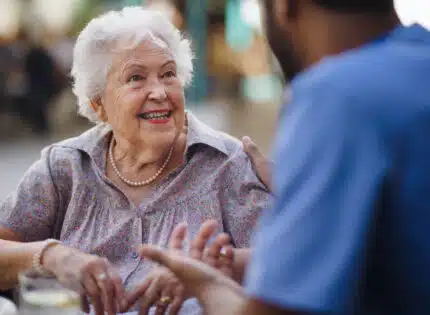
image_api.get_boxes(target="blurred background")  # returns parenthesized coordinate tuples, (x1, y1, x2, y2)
(0, 0, 429, 200)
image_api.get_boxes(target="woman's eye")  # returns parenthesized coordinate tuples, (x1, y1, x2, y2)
(129, 74, 144, 82)
(163, 71, 176, 78)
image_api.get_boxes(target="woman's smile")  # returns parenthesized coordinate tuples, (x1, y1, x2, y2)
(137, 109, 172, 124)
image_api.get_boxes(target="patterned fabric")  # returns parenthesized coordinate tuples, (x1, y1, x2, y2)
(0, 112, 271, 314)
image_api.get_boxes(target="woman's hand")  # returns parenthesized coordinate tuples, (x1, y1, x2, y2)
(43, 245, 125, 315)
(124, 224, 189, 315)
(124, 220, 233, 314)
(191, 221, 235, 279)
(124, 267, 185, 315)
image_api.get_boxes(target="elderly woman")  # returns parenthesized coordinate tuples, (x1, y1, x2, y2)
(0, 6, 271, 315)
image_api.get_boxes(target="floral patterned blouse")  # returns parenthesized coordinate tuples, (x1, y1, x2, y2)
(0, 112, 272, 314)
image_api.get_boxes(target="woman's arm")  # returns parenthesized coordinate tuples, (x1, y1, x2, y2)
(0, 233, 127, 315)
(0, 236, 45, 290)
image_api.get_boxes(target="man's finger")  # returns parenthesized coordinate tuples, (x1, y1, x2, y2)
(140, 245, 174, 269)
(168, 223, 188, 250)
(189, 220, 218, 260)
(242, 136, 273, 191)
(242, 136, 261, 161)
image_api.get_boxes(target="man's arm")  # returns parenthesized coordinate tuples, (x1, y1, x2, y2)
(140, 244, 300, 315)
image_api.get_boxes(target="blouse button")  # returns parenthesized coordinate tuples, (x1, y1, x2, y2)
(131, 252, 139, 259)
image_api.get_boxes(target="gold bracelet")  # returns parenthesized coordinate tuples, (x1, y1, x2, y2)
(32, 239, 61, 276)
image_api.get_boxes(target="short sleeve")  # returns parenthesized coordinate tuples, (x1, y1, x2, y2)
(220, 148, 273, 248)
(0, 146, 61, 241)
(245, 90, 390, 313)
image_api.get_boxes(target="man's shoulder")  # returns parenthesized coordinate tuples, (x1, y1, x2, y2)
(295, 26, 430, 103)
(291, 42, 430, 129)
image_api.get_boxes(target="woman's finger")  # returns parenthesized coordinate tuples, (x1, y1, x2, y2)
(189, 220, 219, 260)
(138, 278, 161, 315)
(168, 284, 185, 315)
(107, 268, 126, 311)
(168, 222, 188, 251)
(93, 268, 116, 315)
(218, 245, 234, 277)
(203, 233, 231, 267)
(123, 279, 152, 311)
(82, 275, 104, 315)
(155, 284, 173, 315)
(80, 294, 90, 314)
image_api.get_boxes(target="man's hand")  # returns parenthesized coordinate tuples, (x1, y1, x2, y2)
(140, 221, 242, 297)
(139, 228, 245, 313)
(242, 136, 273, 192)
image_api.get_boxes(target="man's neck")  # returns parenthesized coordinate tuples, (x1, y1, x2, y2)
(301, 9, 401, 68)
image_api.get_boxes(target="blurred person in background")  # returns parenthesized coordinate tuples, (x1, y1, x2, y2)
(22, 40, 66, 134)
(0, 32, 28, 128)
(0, 6, 271, 315)
(137, 0, 430, 314)
(0, 30, 66, 135)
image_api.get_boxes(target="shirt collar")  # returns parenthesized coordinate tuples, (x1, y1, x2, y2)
(185, 111, 229, 156)
(53, 111, 229, 168)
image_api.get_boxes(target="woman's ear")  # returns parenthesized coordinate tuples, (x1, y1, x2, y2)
(90, 98, 108, 122)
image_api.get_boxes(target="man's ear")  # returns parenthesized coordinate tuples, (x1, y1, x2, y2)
(90, 98, 108, 122)
(274, 0, 299, 29)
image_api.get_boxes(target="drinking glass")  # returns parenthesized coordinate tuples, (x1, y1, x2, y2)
(18, 270, 80, 315)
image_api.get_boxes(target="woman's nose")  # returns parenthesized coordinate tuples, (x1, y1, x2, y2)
(148, 82, 167, 102)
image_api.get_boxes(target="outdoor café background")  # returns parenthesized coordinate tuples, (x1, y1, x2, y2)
(0, 0, 429, 199)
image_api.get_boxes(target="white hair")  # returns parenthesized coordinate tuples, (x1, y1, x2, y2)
(71, 6, 194, 123)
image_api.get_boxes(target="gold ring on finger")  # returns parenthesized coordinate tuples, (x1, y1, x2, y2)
(157, 296, 172, 306)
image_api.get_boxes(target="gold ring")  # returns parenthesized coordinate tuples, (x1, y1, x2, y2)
(157, 296, 172, 306)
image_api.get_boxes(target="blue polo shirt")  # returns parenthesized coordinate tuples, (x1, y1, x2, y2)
(245, 24, 430, 315)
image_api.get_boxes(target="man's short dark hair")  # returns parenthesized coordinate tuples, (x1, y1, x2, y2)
(311, 0, 394, 14)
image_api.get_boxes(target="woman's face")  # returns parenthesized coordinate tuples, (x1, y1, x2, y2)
(97, 39, 186, 150)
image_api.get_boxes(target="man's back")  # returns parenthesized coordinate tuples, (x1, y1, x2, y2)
(246, 24, 430, 315)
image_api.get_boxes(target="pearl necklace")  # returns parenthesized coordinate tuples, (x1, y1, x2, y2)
(108, 138, 174, 187)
